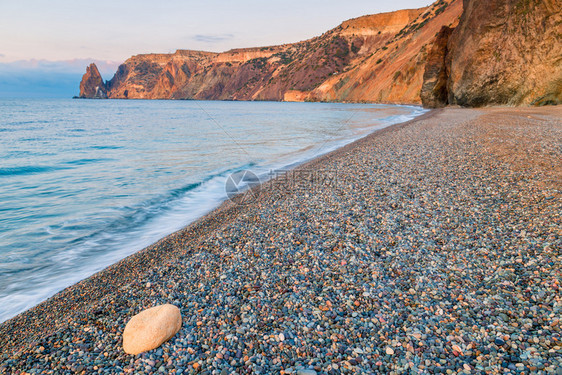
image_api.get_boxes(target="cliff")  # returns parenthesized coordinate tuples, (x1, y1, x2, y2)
(79, 0, 561, 107)
(420, 26, 454, 108)
(310, 0, 462, 104)
(445, 0, 562, 106)
(80, 0, 462, 104)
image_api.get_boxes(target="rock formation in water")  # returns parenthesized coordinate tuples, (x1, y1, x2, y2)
(79, 63, 107, 99)
(79, 0, 561, 107)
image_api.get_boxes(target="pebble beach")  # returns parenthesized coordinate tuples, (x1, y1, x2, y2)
(1, 107, 561, 374)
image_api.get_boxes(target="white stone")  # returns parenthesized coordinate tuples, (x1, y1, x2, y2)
(297, 370, 317, 375)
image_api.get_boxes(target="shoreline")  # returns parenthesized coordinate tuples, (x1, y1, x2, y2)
(0, 101, 425, 326)
(0, 108, 437, 355)
(2, 106, 560, 374)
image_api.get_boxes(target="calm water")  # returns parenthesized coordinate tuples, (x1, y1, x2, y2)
(0, 98, 425, 322)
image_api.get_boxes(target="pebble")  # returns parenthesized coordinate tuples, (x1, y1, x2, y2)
(494, 338, 506, 346)
(1, 108, 561, 374)
(122, 304, 182, 355)
(297, 370, 317, 375)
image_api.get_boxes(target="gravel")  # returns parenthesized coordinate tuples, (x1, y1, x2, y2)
(1, 107, 561, 374)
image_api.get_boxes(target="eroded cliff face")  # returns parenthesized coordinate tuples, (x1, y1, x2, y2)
(446, 0, 562, 107)
(420, 26, 454, 108)
(80, 0, 462, 104)
(80, 0, 560, 107)
(311, 0, 462, 104)
(79, 64, 107, 99)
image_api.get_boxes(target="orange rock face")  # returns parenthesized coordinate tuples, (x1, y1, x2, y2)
(79, 0, 561, 107)
(79, 63, 107, 99)
(311, 0, 462, 104)
(80, 0, 462, 104)
(283, 90, 310, 102)
(446, 0, 562, 106)
(420, 26, 454, 108)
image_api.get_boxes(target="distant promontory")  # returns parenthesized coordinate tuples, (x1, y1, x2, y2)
(79, 0, 562, 108)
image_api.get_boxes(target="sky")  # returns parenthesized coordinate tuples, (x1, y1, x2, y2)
(0, 0, 433, 97)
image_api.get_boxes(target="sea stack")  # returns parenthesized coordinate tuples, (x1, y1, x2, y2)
(79, 63, 107, 99)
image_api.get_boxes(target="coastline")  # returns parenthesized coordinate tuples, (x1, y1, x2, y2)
(2, 106, 561, 374)
(0, 100, 426, 326)
(0, 108, 436, 355)
(0, 109, 434, 358)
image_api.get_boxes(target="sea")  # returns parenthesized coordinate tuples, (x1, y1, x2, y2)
(0, 98, 426, 323)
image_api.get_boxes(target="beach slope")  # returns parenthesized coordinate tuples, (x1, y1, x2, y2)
(1, 107, 561, 373)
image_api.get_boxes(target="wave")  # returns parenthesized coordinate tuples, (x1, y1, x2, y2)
(0, 102, 427, 323)
(0, 165, 68, 177)
(63, 158, 114, 166)
(89, 145, 123, 150)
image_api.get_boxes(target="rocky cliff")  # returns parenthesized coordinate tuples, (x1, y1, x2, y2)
(79, 63, 107, 99)
(311, 0, 462, 104)
(79, 0, 561, 107)
(420, 26, 454, 108)
(80, 0, 462, 104)
(445, 0, 562, 107)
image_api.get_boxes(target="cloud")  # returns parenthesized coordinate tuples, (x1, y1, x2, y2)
(0, 58, 120, 78)
(192, 34, 234, 44)
(0, 53, 5, 58)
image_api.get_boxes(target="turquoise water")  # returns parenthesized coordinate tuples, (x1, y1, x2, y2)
(0, 98, 425, 322)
